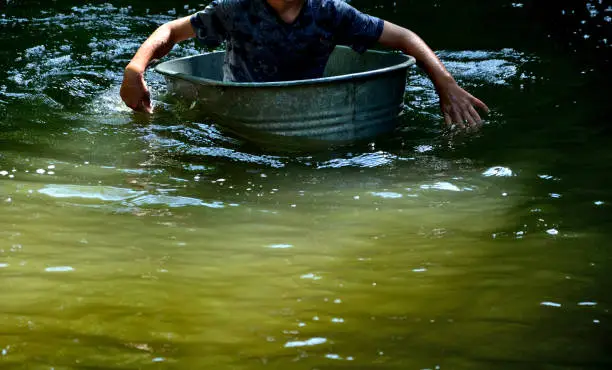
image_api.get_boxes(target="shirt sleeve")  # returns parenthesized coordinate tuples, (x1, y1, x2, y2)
(327, 0, 384, 53)
(190, 1, 228, 48)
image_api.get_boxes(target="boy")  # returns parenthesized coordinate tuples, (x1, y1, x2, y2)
(121, 0, 489, 129)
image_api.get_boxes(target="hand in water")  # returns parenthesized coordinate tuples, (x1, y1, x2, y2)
(120, 65, 152, 113)
(437, 81, 489, 130)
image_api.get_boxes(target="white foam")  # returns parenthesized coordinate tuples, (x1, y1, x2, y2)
(483, 166, 513, 177)
(420, 182, 461, 192)
(284, 337, 327, 348)
(45, 266, 74, 272)
(267, 244, 293, 249)
(370, 192, 403, 199)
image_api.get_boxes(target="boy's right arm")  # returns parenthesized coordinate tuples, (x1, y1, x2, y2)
(120, 16, 196, 113)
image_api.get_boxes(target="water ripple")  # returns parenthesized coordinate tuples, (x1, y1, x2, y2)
(38, 184, 146, 201)
(420, 182, 462, 192)
(316, 151, 398, 169)
(127, 194, 225, 209)
(38, 184, 225, 209)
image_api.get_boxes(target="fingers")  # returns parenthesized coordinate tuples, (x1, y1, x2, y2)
(120, 88, 140, 111)
(142, 89, 153, 113)
(444, 112, 452, 127)
(471, 96, 490, 113)
(468, 105, 482, 124)
(451, 110, 465, 129)
(443, 106, 483, 130)
(439, 86, 489, 130)
(123, 92, 152, 113)
(120, 73, 153, 113)
(463, 109, 478, 128)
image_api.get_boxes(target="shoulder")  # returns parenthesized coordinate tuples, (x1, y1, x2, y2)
(204, 0, 251, 14)
(312, 0, 357, 19)
(315, 0, 352, 11)
(193, 0, 251, 27)
(219, 0, 251, 8)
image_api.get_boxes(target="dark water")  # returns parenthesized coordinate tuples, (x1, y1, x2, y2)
(1, 1, 611, 369)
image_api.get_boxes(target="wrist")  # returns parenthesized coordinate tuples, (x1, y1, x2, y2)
(432, 72, 457, 91)
(125, 62, 146, 76)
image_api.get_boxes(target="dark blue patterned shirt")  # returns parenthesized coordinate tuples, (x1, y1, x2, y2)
(190, 0, 384, 82)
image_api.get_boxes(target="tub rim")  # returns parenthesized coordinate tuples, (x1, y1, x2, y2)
(154, 47, 416, 88)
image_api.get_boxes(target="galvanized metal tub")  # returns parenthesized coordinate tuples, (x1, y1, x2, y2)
(154, 46, 415, 148)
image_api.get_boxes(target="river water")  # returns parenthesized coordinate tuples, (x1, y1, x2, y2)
(1, 1, 611, 369)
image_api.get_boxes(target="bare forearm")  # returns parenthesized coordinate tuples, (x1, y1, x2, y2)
(400, 30, 455, 88)
(126, 16, 195, 73)
(127, 25, 175, 72)
(379, 21, 454, 89)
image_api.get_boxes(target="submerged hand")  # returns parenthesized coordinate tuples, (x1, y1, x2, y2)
(436, 80, 489, 130)
(120, 65, 152, 113)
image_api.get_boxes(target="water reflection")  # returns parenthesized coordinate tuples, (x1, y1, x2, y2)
(38, 184, 146, 201)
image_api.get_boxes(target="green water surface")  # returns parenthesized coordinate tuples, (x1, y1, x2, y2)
(1, 0, 611, 369)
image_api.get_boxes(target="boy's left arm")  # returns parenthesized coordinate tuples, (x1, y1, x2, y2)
(378, 21, 489, 129)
